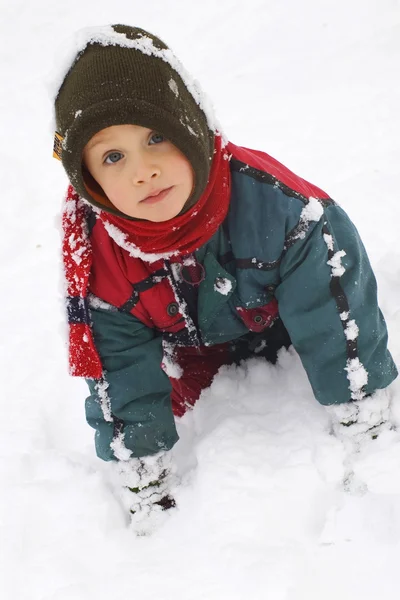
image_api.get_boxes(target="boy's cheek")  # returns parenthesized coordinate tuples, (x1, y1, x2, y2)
(107, 185, 129, 205)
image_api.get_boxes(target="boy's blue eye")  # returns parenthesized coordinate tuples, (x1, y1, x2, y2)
(149, 133, 165, 145)
(105, 151, 123, 164)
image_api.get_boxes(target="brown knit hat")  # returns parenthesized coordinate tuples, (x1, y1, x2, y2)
(54, 24, 215, 217)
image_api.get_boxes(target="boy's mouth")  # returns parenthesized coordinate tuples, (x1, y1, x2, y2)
(140, 186, 173, 205)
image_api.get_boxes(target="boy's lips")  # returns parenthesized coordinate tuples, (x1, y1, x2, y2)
(140, 186, 173, 205)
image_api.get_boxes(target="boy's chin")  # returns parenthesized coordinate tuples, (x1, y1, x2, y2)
(116, 209, 181, 223)
(143, 211, 181, 223)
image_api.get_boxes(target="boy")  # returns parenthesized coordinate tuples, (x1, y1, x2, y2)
(54, 24, 397, 524)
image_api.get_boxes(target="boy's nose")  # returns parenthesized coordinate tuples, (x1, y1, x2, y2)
(131, 160, 161, 185)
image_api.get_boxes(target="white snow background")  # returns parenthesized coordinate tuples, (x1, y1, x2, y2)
(1, 0, 400, 598)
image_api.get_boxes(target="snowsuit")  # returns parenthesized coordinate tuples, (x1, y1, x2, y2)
(76, 142, 397, 461)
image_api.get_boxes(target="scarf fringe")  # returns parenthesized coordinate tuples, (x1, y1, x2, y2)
(62, 188, 103, 379)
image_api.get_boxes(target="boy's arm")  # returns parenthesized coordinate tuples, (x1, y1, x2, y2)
(276, 202, 397, 405)
(85, 306, 178, 461)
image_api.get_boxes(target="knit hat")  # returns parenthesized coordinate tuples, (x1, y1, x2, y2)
(54, 24, 215, 217)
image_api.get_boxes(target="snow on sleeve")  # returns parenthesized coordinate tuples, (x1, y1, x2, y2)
(344, 319, 359, 342)
(110, 431, 133, 461)
(302, 197, 324, 222)
(292, 197, 324, 241)
(323, 233, 334, 251)
(345, 358, 368, 401)
(95, 377, 133, 460)
(94, 379, 113, 423)
(323, 231, 367, 401)
(327, 250, 347, 277)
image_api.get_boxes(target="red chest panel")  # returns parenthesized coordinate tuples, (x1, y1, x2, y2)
(89, 220, 186, 332)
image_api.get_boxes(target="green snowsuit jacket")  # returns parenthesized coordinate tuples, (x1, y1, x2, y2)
(82, 142, 397, 461)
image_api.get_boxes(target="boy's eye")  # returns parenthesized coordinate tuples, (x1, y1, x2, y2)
(149, 133, 165, 145)
(104, 151, 123, 164)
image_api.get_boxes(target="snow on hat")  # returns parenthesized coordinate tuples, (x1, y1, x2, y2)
(54, 24, 217, 216)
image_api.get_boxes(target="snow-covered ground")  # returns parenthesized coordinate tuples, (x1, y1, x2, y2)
(1, 1, 400, 598)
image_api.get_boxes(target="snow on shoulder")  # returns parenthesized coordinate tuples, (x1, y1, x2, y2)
(293, 197, 324, 241)
(302, 197, 324, 223)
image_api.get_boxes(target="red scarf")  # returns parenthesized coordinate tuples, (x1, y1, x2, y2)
(62, 134, 231, 378)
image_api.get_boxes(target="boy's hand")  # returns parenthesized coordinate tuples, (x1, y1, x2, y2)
(127, 464, 176, 515)
(110, 452, 177, 534)
(327, 388, 393, 446)
(327, 388, 398, 494)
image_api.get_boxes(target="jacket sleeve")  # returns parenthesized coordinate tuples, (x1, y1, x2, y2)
(85, 305, 178, 461)
(275, 201, 397, 405)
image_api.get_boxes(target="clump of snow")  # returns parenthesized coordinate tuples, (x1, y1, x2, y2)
(110, 431, 132, 461)
(302, 197, 324, 222)
(108, 452, 173, 489)
(327, 249, 346, 277)
(323, 232, 334, 251)
(345, 358, 368, 400)
(214, 277, 232, 295)
(293, 197, 324, 241)
(182, 256, 196, 267)
(327, 389, 392, 466)
(250, 257, 267, 269)
(95, 378, 133, 459)
(344, 319, 359, 341)
(94, 379, 113, 422)
(355, 389, 391, 428)
(108, 457, 143, 489)
(323, 225, 346, 279)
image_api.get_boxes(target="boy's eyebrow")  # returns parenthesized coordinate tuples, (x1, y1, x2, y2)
(85, 137, 109, 151)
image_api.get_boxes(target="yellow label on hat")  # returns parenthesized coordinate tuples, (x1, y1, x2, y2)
(53, 132, 64, 161)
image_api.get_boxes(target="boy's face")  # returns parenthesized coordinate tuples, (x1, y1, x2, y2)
(82, 124, 194, 221)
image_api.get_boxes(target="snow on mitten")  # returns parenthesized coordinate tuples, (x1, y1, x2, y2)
(127, 466, 176, 515)
(327, 388, 393, 446)
(110, 451, 177, 534)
